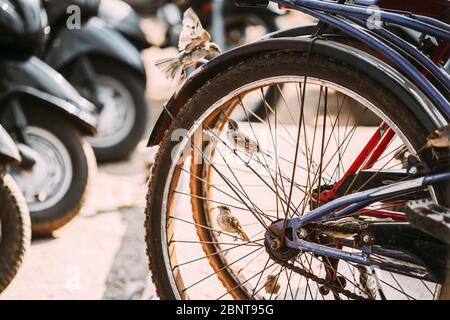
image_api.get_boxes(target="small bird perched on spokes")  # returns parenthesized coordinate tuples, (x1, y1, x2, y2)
(357, 265, 380, 300)
(227, 119, 271, 165)
(414, 124, 450, 159)
(155, 8, 221, 81)
(216, 205, 249, 241)
(264, 274, 281, 295)
(425, 124, 450, 148)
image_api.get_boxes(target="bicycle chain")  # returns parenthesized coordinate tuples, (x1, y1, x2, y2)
(306, 219, 369, 236)
(266, 220, 369, 300)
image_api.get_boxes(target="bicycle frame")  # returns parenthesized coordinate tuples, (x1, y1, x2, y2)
(262, 0, 450, 280)
(267, 172, 450, 281)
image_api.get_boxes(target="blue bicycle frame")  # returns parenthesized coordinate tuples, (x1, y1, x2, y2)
(262, 0, 450, 280)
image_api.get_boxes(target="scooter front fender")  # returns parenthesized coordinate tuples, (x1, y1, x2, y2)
(0, 57, 97, 134)
(44, 17, 146, 82)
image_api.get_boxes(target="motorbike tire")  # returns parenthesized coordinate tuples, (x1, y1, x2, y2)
(11, 107, 96, 236)
(0, 173, 30, 293)
(84, 56, 148, 163)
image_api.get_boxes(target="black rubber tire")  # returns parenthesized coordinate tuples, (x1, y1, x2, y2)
(87, 56, 149, 163)
(0, 173, 31, 293)
(145, 50, 450, 299)
(14, 107, 96, 236)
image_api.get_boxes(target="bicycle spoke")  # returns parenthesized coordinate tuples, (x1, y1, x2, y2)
(160, 75, 440, 300)
(182, 246, 263, 293)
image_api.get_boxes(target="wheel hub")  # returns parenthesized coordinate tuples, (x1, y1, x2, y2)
(10, 127, 73, 212)
(264, 219, 300, 261)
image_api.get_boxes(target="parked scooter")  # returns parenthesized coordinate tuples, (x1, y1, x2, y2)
(0, 125, 31, 293)
(0, 0, 98, 235)
(42, 0, 149, 162)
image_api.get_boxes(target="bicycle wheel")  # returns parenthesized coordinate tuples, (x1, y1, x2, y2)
(146, 49, 449, 300)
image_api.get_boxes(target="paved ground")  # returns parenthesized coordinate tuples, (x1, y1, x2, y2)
(0, 12, 318, 300)
(1, 139, 158, 300)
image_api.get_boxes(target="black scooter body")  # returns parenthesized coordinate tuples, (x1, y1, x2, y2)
(42, 0, 149, 162)
(0, 57, 97, 135)
(97, 0, 150, 50)
(43, 0, 150, 54)
(0, 0, 97, 135)
(44, 17, 146, 81)
(43, 0, 100, 26)
(0, 0, 46, 55)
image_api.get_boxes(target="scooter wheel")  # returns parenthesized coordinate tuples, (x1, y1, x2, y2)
(9, 106, 97, 236)
(0, 173, 31, 293)
(82, 56, 149, 163)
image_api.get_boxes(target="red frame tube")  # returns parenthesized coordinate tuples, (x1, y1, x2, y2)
(332, 122, 390, 192)
(329, 123, 405, 220)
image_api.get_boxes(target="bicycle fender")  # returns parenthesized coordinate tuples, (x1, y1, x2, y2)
(147, 37, 447, 146)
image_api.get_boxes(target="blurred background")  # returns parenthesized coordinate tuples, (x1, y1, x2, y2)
(0, 0, 319, 300)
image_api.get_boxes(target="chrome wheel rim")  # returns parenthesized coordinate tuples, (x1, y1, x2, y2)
(86, 75, 136, 148)
(11, 127, 73, 213)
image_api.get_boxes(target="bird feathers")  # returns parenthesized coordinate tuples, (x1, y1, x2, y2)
(155, 56, 183, 80)
(178, 8, 210, 52)
(156, 8, 219, 82)
(230, 216, 250, 241)
(216, 206, 249, 241)
(227, 120, 272, 160)
(426, 124, 450, 148)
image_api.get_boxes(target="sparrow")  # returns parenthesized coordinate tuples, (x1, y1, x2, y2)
(216, 205, 249, 241)
(227, 119, 272, 165)
(155, 8, 221, 81)
(264, 275, 281, 295)
(357, 265, 379, 300)
(425, 124, 450, 148)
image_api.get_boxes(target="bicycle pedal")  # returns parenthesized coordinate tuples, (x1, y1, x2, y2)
(405, 200, 450, 245)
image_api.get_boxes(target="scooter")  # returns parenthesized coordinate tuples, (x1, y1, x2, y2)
(42, 0, 149, 162)
(0, 125, 31, 293)
(0, 0, 98, 236)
